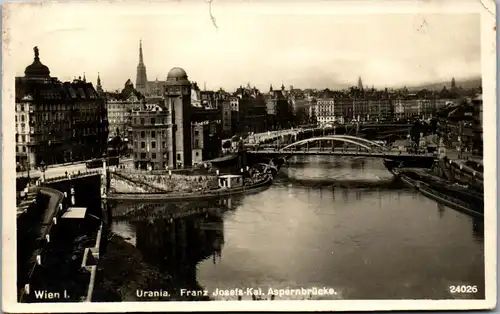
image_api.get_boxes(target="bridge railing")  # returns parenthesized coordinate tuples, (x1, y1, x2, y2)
(38, 169, 102, 185)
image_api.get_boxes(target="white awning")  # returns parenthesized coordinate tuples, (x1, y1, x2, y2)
(62, 207, 87, 219)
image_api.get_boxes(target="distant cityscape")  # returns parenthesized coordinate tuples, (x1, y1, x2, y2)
(15, 41, 483, 172)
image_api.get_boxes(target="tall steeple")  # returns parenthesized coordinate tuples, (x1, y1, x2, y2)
(96, 72, 104, 95)
(135, 39, 148, 95)
(357, 76, 364, 91)
(139, 39, 144, 64)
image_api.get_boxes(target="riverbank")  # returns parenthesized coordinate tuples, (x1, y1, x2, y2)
(92, 234, 174, 301)
(92, 234, 209, 302)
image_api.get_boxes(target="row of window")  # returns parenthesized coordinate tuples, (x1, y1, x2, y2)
(16, 145, 27, 153)
(109, 118, 128, 124)
(16, 134, 28, 143)
(15, 114, 27, 122)
(108, 103, 135, 109)
(17, 103, 101, 112)
(133, 117, 168, 125)
(137, 130, 163, 139)
(134, 152, 194, 161)
(135, 141, 167, 149)
(17, 112, 104, 123)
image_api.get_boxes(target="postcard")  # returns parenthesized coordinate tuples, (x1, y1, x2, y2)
(2, 0, 496, 312)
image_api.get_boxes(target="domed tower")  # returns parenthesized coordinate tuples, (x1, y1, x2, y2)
(164, 67, 192, 168)
(24, 46, 51, 78)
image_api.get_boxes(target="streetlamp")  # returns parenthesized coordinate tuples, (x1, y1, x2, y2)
(102, 153, 108, 170)
(39, 160, 47, 182)
(25, 160, 30, 181)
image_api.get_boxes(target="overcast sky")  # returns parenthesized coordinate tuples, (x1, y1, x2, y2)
(6, 1, 481, 92)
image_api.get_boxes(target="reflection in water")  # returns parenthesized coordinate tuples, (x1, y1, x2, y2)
(108, 198, 236, 300)
(109, 156, 484, 300)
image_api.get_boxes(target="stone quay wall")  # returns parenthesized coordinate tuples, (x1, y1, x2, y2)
(110, 171, 219, 194)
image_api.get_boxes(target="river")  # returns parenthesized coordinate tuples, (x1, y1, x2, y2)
(107, 155, 485, 300)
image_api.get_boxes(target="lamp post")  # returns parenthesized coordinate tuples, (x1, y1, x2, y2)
(39, 160, 47, 182)
(102, 153, 108, 172)
(25, 160, 31, 182)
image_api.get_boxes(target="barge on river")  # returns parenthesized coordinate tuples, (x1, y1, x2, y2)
(393, 167, 483, 217)
(107, 174, 274, 201)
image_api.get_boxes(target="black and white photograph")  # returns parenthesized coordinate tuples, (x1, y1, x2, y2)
(2, 0, 496, 312)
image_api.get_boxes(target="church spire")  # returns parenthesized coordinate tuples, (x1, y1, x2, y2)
(96, 72, 104, 95)
(136, 39, 148, 95)
(139, 39, 144, 64)
(357, 76, 364, 91)
(83, 72, 86, 82)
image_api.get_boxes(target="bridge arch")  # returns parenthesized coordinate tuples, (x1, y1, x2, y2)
(281, 136, 376, 152)
(326, 135, 385, 150)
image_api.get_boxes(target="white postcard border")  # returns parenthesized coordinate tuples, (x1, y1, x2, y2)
(2, 0, 496, 312)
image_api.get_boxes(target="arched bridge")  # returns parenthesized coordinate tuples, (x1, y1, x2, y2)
(244, 123, 412, 146)
(246, 135, 436, 163)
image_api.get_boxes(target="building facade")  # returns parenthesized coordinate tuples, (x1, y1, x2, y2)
(130, 102, 171, 170)
(234, 85, 267, 134)
(15, 47, 108, 170)
(106, 79, 144, 139)
(314, 98, 335, 125)
(131, 67, 223, 169)
(220, 99, 232, 138)
(192, 108, 222, 165)
(164, 67, 193, 168)
(266, 86, 292, 130)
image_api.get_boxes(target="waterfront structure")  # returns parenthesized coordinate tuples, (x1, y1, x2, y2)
(105, 79, 144, 139)
(220, 97, 233, 138)
(130, 101, 171, 170)
(234, 85, 267, 134)
(314, 98, 336, 125)
(228, 96, 241, 134)
(266, 85, 292, 130)
(164, 67, 193, 168)
(191, 82, 202, 107)
(192, 108, 222, 165)
(15, 47, 108, 170)
(200, 91, 217, 109)
(131, 67, 222, 169)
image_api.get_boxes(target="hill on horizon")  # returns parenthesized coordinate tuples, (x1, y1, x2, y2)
(405, 77, 482, 91)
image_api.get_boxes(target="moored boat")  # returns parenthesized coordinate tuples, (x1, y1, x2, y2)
(394, 168, 483, 217)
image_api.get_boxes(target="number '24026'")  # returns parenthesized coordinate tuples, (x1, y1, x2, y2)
(449, 285, 478, 294)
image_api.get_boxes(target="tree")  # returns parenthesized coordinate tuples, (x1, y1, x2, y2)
(410, 121, 422, 144)
(429, 118, 438, 134)
(222, 140, 232, 149)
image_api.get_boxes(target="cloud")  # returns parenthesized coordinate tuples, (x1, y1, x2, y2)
(6, 2, 481, 91)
